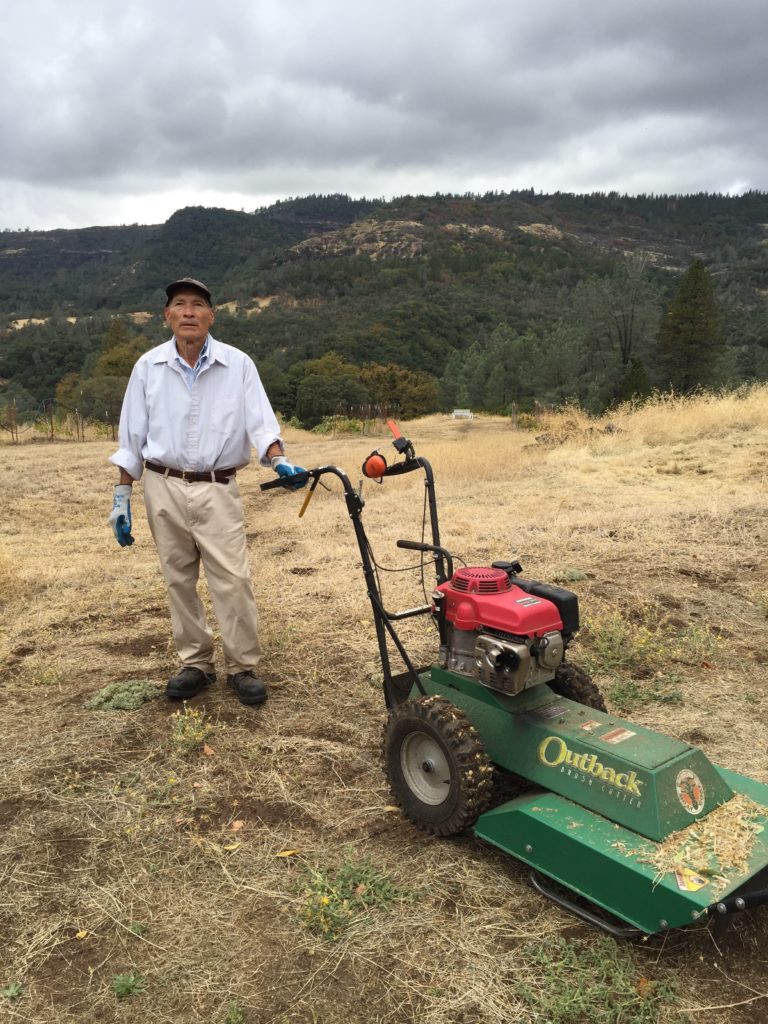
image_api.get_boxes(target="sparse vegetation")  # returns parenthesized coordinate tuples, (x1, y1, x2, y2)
(581, 605, 666, 676)
(514, 937, 677, 1024)
(581, 603, 722, 682)
(608, 675, 685, 714)
(169, 704, 211, 755)
(112, 972, 146, 999)
(223, 1003, 246, 1024)
(297, 858, 403, 940)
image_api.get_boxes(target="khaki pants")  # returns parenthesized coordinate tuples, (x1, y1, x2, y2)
(143, 470, 262, 675)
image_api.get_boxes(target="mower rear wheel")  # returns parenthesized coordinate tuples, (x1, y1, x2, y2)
(382, 695, 493, 837)
(550, 661, 607, 712)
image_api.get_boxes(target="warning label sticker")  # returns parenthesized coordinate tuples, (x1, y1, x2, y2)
(532, 705, 568, 720)
(675, 867, 709, 892)
(601, 728, 636, 745)
(580, 720, 602, 732)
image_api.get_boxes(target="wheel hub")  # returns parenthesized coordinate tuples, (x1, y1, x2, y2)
(400, 731, 450, 805)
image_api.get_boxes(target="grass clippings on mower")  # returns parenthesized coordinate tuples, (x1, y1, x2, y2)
(622, 794, 768, 895)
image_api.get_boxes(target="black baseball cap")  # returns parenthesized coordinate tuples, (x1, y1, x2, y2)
(165, 277, 213, 306)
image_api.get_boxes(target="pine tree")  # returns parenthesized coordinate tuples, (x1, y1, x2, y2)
(656, 260, 724, 391)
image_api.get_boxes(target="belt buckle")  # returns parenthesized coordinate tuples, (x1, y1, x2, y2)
(181, 469, 190, 481)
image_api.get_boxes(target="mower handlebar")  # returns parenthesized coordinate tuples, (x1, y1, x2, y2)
(396, 539, 454, 581)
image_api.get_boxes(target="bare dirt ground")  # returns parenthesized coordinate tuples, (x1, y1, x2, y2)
(2, 391, 768, 1023)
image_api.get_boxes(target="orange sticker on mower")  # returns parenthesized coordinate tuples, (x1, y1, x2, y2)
(676, 769, 706, 815)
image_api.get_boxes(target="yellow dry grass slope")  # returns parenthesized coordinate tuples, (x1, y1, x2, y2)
(1, 388, 768, 1023)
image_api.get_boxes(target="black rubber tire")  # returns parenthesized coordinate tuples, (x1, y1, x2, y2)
(382, 695, 493, 837)
(550, 661, 607, 712)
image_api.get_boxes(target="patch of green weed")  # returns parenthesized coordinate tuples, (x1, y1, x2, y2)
(0, 982, 23, 1000)
(552, 568, 588, 583)
(297, 859, 403, 940)
(85, 679, 162, 711)
(515, 936, 676, 1023)
(223, 1002, 245, 1024)
(675, 623, 721, 662)
(583, 601, 723, 679)
(608, 674, 684, 714)
(170, 704, 210, 755)
(112, 972, 146, 999)
(582, 608, 664, 675)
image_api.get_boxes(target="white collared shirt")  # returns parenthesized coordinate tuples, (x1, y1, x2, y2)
(109, 334, 283, 480)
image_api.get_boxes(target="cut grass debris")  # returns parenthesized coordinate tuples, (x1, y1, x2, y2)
(514, 936, 676, 1024)
(85, 679, 163, 710)
(297, 858, 403, 941)
(623, 793, 768, 896)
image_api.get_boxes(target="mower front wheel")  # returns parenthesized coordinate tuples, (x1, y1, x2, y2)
(382, 695, 493, 837)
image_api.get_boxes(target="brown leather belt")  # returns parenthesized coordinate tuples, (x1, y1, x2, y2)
(145, 461, 236, 484)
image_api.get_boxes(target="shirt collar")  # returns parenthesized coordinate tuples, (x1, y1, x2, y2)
(154, 334, 227, 366)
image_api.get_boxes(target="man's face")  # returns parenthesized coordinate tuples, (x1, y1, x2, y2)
(164, 289, 215, 346)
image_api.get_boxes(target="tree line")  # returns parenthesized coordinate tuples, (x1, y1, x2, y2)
(2, 190, 767, 431)
(0, 255, 731, 435)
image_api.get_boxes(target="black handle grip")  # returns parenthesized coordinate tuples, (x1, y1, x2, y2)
(260, 470, 312, 492)
(396, 540, 453, 581)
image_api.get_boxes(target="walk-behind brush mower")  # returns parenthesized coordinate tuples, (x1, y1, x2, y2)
(262, 423, 768, 937)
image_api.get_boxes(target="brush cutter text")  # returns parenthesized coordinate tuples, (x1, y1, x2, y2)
(538, 736, 645, 797)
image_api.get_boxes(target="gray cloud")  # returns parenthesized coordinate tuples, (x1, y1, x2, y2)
(2, 0, 767, 227)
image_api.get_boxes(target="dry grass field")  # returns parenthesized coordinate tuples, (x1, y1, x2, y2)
(2, 388, 768, 1024)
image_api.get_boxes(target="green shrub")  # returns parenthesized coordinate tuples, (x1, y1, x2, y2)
(85, 679, 163, 710)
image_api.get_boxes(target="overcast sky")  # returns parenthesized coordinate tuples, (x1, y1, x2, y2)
(3, 0, 767, 230)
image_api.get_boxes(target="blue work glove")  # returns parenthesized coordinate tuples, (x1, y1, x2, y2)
(271, 455, 307, 489)
(109, 484, 135, 547)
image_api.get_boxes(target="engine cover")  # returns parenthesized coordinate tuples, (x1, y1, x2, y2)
(436, 567, 564, 635)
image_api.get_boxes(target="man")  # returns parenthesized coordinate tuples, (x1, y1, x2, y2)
(108, 277, 305, 706)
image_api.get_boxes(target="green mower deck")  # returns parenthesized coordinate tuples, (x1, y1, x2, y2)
(420, 667, 768, 934)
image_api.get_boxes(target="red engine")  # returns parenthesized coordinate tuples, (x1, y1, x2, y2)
(433, 567, 578, 695)
(436, 567, 564, 635)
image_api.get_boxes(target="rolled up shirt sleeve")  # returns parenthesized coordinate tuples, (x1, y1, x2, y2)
(109, 362, 148, 480)
(243, 356, 283, 465)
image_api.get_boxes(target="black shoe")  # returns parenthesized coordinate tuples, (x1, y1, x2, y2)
(227, 671, 268, 706)
(166, 667, 215, 699)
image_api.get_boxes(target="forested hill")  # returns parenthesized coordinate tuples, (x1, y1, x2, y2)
(1, 190, 767, 427)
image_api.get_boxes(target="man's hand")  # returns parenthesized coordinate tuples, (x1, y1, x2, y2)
(109, 484, 135, 546)
(271, 456, 307, 489)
